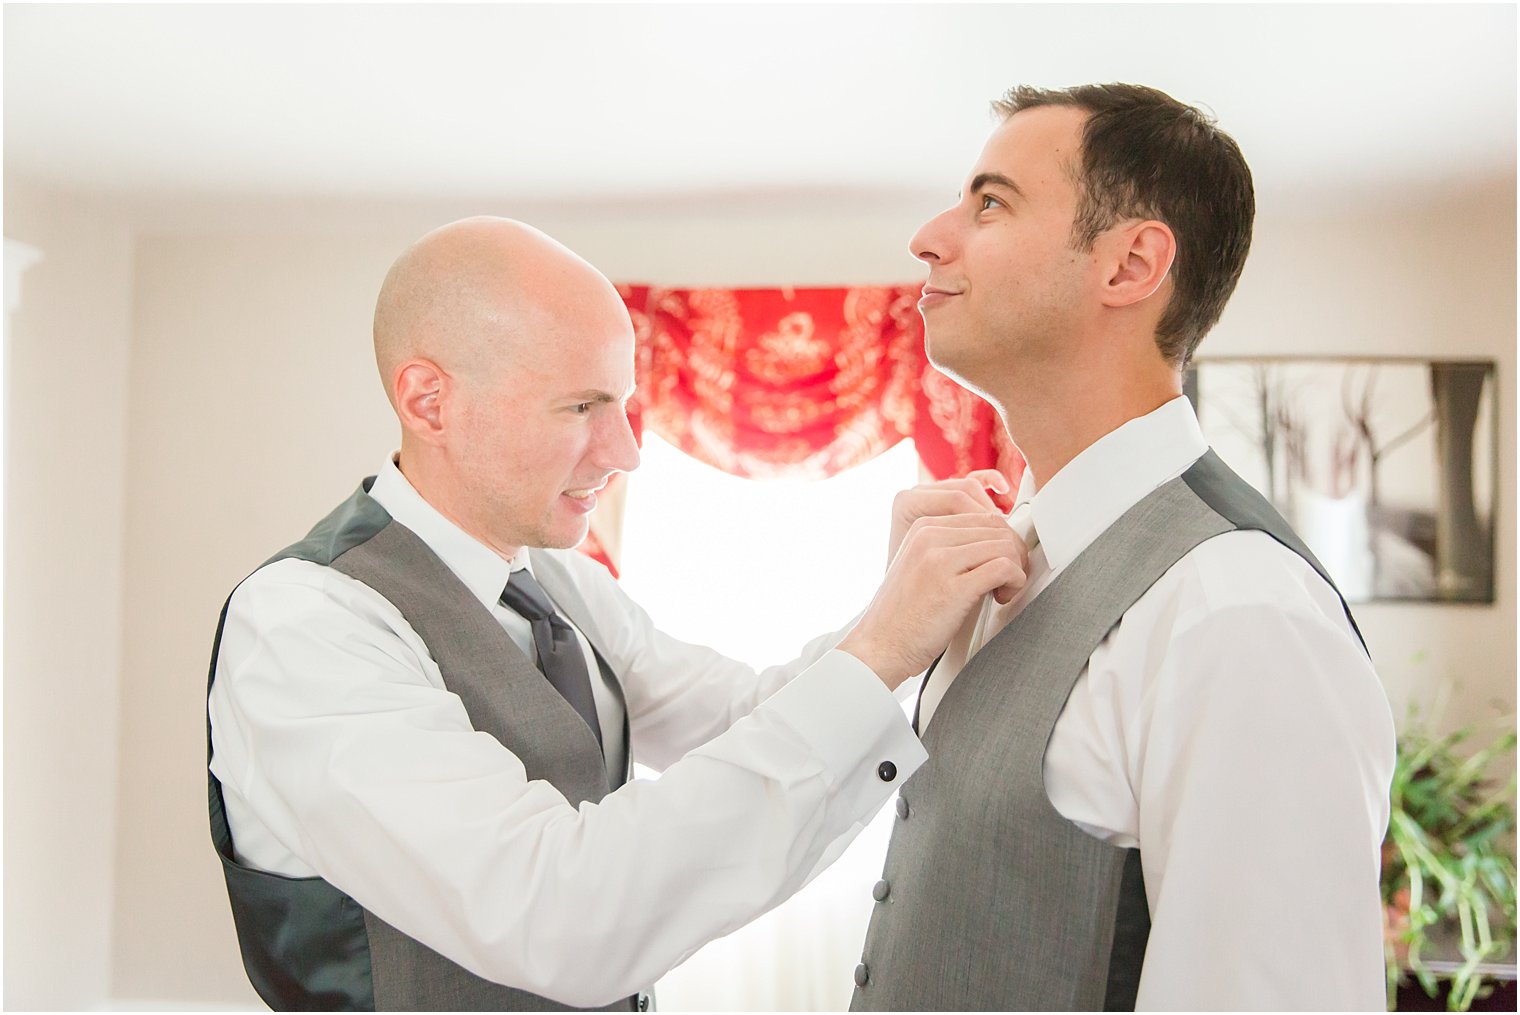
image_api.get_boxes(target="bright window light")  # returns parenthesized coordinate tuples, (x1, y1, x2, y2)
(618, 431, 923, 1012)
(620, 432, 922, 667)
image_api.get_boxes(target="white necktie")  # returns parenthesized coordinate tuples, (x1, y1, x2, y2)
(918, 503, 1039, 730)
(972, 502, 1039, 655)
(1009, 501, 1040, 557)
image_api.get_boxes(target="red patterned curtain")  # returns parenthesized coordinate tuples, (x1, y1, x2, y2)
(582, 284, 1024, 576)
(620, 284, 1023, 482)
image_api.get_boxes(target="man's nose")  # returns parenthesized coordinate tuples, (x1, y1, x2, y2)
(909, 208, 955, 265)
(598, 408, 642, 475)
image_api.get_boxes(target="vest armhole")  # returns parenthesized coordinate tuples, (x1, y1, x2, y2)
(1181, 453, 1368, 656)
(1102, 849, 1149, 1010)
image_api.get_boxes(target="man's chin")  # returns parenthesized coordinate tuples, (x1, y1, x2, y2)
(926, 334, 973, 384)
(924, 324, 961, 367)
(536, 516, 592, 552)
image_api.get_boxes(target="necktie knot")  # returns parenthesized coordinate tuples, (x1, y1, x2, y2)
(501, 570, 558, 623)
(499, 568, 602, 749)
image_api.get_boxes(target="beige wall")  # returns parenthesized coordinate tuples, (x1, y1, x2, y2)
(1211, 177, 1518, 732)
(3, 175, 1514, 1006)
(3, 181, 135, 1008)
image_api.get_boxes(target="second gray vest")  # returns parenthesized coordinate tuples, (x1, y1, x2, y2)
(208, 479, 646, 1012)
(850, 450, 1362, 1012)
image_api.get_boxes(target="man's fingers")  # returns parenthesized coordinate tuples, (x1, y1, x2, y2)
(888, 474, 1015, 569)
(907, 530, 1020, 563)
(964, 468, 1011, 495)
(898, 472, 1010, 519)
(990, 576, 1025, 605)
(937, 538, 1026, 579)
(936, 475, 1003, 515)
(906, 511, 1016, 535)
(962, 469, 1013, 513)
(898, 486, 995, 520)
(944, 477, 1002, 515)
(933, 537, 1028, 604)
(964, 556, 1028, 602)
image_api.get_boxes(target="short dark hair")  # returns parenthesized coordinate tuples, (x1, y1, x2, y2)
(993, 83, 1255, 366)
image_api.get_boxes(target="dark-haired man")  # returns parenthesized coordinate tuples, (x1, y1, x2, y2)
(851, 84, 1394, 1010)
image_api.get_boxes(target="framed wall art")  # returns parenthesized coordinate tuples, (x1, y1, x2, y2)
(1186, 358, 1497, 604)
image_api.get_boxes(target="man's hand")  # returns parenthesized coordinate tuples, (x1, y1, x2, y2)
(840, 513, 1029, 691)
(886, 469, 1013, 567)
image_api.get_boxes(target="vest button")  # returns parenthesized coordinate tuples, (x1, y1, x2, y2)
(872, 879, 890, 902)
(854, 962, 870, 987)
(895, 796, 910, 819)
(636, 993, 651, 1011)
(877, 760, 897, 782)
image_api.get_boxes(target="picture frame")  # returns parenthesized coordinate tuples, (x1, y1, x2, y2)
(1185, 357, 1498, 604)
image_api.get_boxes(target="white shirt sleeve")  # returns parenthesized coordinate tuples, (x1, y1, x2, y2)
(209, 557, 924, 1008)
(1130, 597, 1395, 1011)
(542, 545, 859, 771)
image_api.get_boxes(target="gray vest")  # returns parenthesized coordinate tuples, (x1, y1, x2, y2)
(207, 479, 647, 1012)
(850, 450, 1362, 1012)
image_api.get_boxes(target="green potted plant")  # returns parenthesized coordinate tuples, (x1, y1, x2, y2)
(1383, 714, 1517, 1011)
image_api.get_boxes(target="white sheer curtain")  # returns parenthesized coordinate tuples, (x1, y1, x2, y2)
(619, 434, 921, 1011)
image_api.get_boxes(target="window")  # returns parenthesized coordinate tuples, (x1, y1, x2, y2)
(620, 433, 921, 666)
(618, 431, 922, 1011)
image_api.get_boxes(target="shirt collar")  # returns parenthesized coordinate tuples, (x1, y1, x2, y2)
(368, 455, 528, 612)
(1021, 396, 1209, 573)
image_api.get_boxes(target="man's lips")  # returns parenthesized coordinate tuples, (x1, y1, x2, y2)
(562, 477, 608, 507)
(919, 284, 962, 309)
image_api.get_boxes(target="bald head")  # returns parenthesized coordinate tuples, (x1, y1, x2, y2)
(372, 217, 640, 560)
(372, 216, 624, 404)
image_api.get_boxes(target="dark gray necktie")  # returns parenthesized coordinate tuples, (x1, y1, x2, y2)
(500, 569, 603, 748)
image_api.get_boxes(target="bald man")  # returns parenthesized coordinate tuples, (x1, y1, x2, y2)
(207, 218, 1025, 1012)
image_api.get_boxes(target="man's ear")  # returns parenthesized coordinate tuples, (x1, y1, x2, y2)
(393, 358, 450, 445)
(1098, 220, 1176, 309)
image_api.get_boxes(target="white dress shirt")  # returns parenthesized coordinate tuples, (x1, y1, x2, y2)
(209, 458, 926, 1008)
(918, 396, 1396, 1011)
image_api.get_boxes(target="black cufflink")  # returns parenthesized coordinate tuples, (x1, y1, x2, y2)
(877, 760, 897, 782)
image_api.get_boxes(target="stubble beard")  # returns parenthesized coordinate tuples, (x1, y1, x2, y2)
(925, 318, 1004, 404)
(527, 503, 592, 552)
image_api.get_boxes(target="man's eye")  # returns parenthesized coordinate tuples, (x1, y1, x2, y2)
(574, 402, 594, 415)
(979, 194, 1000, 212)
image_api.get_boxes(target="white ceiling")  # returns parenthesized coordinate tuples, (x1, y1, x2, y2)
(4, 3, 1516, 218)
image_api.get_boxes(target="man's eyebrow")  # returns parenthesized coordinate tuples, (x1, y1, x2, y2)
(969, 172, 1025, 199)
(561, 390, 620, 404)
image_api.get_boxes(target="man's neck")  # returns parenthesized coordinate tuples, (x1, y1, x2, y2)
(989, 352, 1182, 488)
(395, 449, 524, 564)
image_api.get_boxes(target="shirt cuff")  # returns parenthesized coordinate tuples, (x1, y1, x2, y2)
(758, 648, 927, 788)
